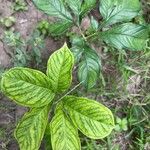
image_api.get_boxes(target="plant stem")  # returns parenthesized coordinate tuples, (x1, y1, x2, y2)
(86, 20, 108, 40)
(78, 26, 87, 41)
(55, 81, 84, 104)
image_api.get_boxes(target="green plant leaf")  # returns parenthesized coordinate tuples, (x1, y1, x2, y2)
(63, 96, 115, 139)
(43, 125, 53, 150)
(50, 103, 81, 150)
(78, 46, 101, 89)
(15, 106, 49, 150)
(49, 21, 73, 36)
(101, 23, 148, 50)
(100, 0, 141, 26)
(80, 0, 96, 17)
(90, 16, 99, 30)
(33, 0, 72, 21)
(65, 0, 82, 16)
(71, 36, 85, 62)
(1, 67, 55, 107)
(47, 43, 74, 93)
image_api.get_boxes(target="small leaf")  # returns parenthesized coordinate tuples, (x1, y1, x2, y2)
(100, 0, 141, 26)
(50, 103, 81, 150)
(80, 0, 96, 17)
(78, 46, 101, 89)
(47, 43, 74, 93)
(33, 0, 72, 21)
(49, 21, 73, 36)
(71, 36, 85, 62)
(101, 23, 149, 50)
(63, 96, 115, 139)
(90, 16, 99, 30)
(1, 67, 55, 107)
(15, 106, 49, 150)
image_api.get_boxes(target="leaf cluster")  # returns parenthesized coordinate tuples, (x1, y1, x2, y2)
(1, 44, 114, 150)
(33, 0, 149, 89)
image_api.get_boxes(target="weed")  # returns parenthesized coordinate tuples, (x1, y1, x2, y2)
(0, 16, 16, 28)
(12, 0, 28, 12)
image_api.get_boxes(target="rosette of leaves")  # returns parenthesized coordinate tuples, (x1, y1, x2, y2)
(33, 0, 149, 89)
(1, 44, 114, 150)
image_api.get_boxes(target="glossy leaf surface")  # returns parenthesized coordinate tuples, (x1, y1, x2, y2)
(33, 0, 72, 21)
(101, 23, 148, 50)
(78, 46, 101, 89)
(66, 0, 82, 16)
(100, 0, 141, 26)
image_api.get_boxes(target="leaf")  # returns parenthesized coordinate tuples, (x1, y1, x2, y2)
(78, 46, 101, 89)
(63, 96, 115, 139)
(101, 23, 149, 50)
(1, 67, 55, 107)
(65, 0, 82, 16)
(80, 0, 96, 17)
(100, 0, 141, 26)
(71, 36, 85, 62)
(33, 0, 72, 21)
(90, 16, 99, 30)
(47, 43, 74, 93)
(48, 21, 73, 36)
(50, 103, 81, 150)
(43, 126, 53, 150)
(15, 106, 49, 150)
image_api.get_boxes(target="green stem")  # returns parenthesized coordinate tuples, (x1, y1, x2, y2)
(54, 81, 84, 104)
(86, 20, 108, 40)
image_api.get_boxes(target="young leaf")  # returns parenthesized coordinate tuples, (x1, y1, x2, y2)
(49, 21, 73, 36)
(78, 46, 101, 89)
(90, 16, 99, 30)
(101, 23, 149, 50)
(71, 36, 85, 62)
(15, 106, 49, 150)
(100, 0, 141, 26)
(1, 67, 55, 107)
(47, 43, 74, 93)
(33, 0, 72, 21)
(50, 103, 81, 150)
(63, 96, 115, 139)
(80, 0, 96, 17)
